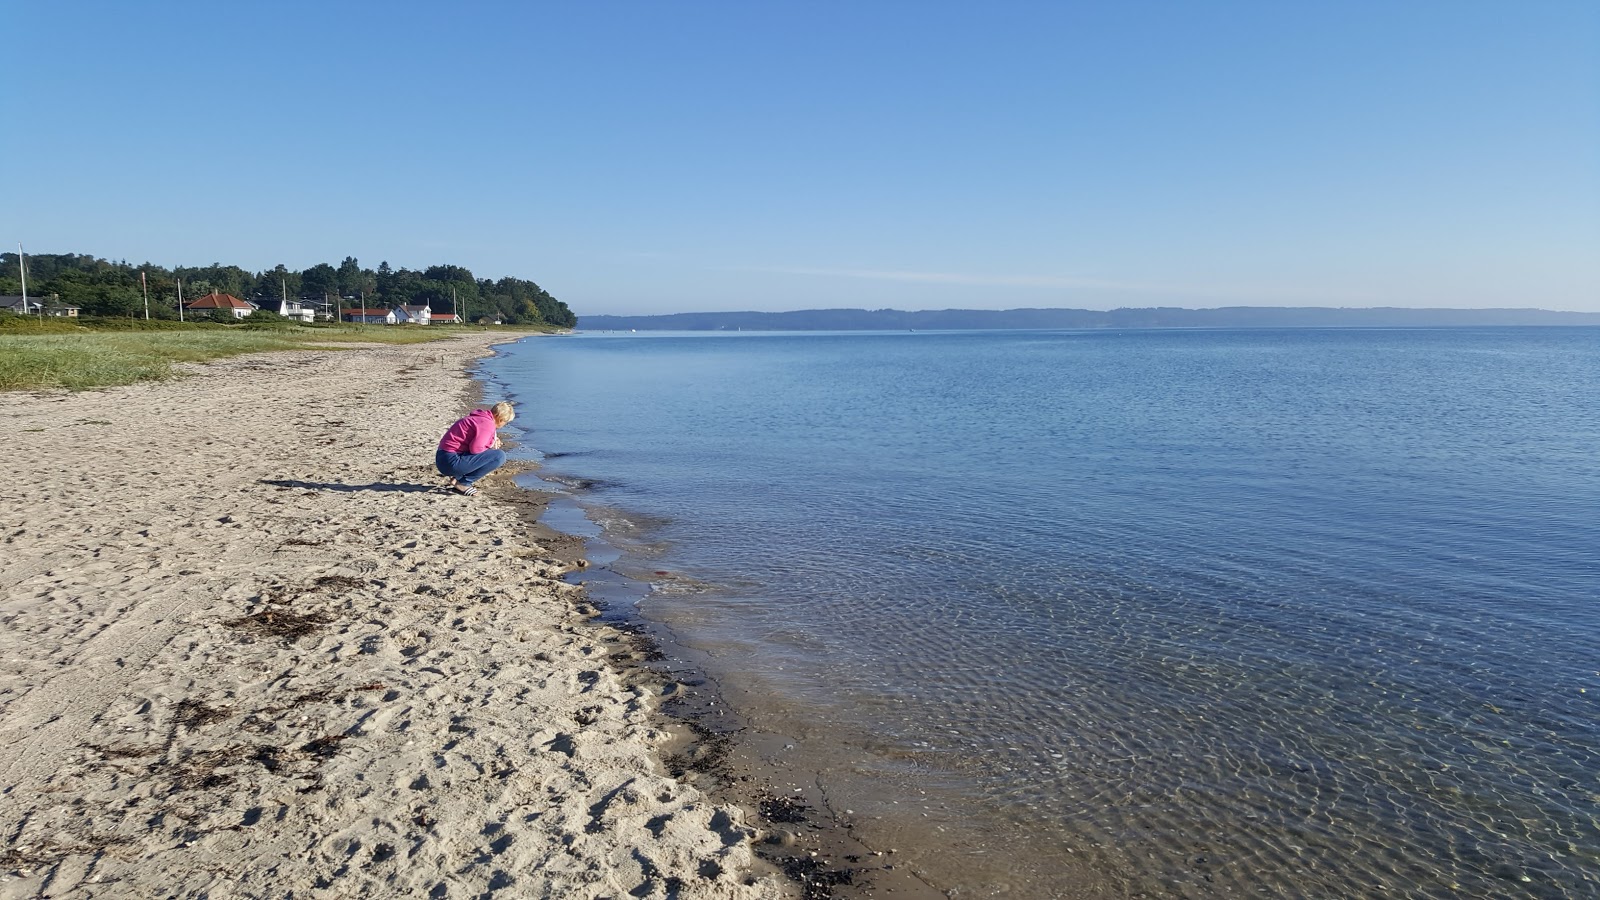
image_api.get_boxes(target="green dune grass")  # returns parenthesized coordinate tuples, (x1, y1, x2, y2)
(0, 322, 457, 391)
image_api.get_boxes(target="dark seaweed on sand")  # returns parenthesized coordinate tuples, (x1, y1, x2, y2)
(301, 734, 349, 758)
(661, 721, 735, 780)
(163, 747, 244, 792)
(252, 744, 288, 773)
(311, 575, 367, 591)
(225, 607, 334, 640)
(775, 855, 856, 900)
(173, 699, 231, 728)
(0, 834, 136, 872)
(757, 792, 810, 824)
(607, 621, 667, 662)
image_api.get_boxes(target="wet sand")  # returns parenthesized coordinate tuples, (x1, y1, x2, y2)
(508, 502, 955, 900)
(0, 334, 786, 899)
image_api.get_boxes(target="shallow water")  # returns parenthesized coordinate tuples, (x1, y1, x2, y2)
(487, 328, 1600, 897)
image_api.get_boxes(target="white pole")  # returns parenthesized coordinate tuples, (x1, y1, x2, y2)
(18, 244, 27, 314)
(177, 276, 185, 322)
(141, 271, 150, 320)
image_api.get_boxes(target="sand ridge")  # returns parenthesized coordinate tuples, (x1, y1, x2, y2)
(0, 334, 786, 899)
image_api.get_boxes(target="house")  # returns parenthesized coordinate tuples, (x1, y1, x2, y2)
(274, 298, 316, 324)
(343, 307, 396, 325)
(1, 296, 42, 315)
(392, 304, 432, 325)
(429, 313, 460, 325)
(3, 296, 80, 317)
(185, 292, 257, 319)
(309, 298, 338, 321)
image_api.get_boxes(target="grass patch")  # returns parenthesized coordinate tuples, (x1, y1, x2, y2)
(0, 316, 86, 333)
(0, 323, 474, 391)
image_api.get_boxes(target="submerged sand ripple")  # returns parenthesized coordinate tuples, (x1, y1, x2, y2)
(0, 335, 783, 899)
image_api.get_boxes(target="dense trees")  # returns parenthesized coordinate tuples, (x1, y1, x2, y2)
(301, 263, 338, 299)
(334, 256, 376, 298)
(0, 251, 575, 326)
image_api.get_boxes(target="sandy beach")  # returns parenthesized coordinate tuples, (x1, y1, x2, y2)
(0, 334, 786, 899)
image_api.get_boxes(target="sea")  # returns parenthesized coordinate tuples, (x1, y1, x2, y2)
(481, 327, 1599, 898)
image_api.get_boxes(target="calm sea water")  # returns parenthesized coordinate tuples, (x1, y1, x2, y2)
(485, 328, 1599, 898)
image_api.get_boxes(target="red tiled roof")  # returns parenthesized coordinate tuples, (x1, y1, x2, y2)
(186, 292, 253, 310)
(343, 308, 391, 316)
(431, 313, 459, 321)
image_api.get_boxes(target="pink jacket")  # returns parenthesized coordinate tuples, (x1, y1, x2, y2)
(438, 409, 498, 454)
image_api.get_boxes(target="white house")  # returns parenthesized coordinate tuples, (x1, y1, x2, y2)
(392, 304, 432, 325)
(429, 312, 460, 325)
(275, 298, 316, 323)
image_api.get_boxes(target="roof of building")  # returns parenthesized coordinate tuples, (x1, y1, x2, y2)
(431, 313, 460, 321)
(186, 292, 254, 310)
(344, 308, 392, 317)
(1, 296, 40, 311)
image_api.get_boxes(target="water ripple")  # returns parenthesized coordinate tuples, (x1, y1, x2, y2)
(496, 327, 1600, 897)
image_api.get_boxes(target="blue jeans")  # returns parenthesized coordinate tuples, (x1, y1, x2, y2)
(436, 447, 505, 487)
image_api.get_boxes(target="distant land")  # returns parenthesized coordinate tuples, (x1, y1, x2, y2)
(580, 307, 1600, 331)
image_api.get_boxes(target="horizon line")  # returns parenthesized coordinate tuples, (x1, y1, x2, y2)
(580, 303, 1600, 317)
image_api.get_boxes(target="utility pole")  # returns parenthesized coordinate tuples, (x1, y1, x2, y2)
(141, 270, 150, 320)
(18, 244, 29, 315)
(177, 276, 184, 322)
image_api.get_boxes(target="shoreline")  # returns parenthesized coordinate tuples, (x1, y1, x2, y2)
(478, 351, 949, 900)
(484, 487, 945, 900)
(0, 334, 785, 899)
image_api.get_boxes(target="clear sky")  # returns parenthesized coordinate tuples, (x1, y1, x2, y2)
(8, 1, 1598, 314)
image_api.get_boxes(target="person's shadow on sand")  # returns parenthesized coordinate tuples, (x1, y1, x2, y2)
(261, 478, 441, 494)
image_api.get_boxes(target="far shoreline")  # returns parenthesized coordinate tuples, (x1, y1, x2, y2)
(577, 305, 1600, 332)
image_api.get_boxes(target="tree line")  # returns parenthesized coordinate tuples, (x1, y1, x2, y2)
(0, 252, 575, 327)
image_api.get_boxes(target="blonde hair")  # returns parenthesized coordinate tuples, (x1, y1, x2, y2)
(490, 401, 515, 426)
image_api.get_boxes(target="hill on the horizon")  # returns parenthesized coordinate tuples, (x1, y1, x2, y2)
(579, 306, 1600, 331)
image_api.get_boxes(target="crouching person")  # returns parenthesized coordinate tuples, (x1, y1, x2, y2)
(437, 401, 514, 496)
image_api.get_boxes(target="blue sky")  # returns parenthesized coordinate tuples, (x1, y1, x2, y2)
(8, 1, 1598, 314)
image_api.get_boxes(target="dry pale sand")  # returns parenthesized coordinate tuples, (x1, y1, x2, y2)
(0, 334, 787, 899)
